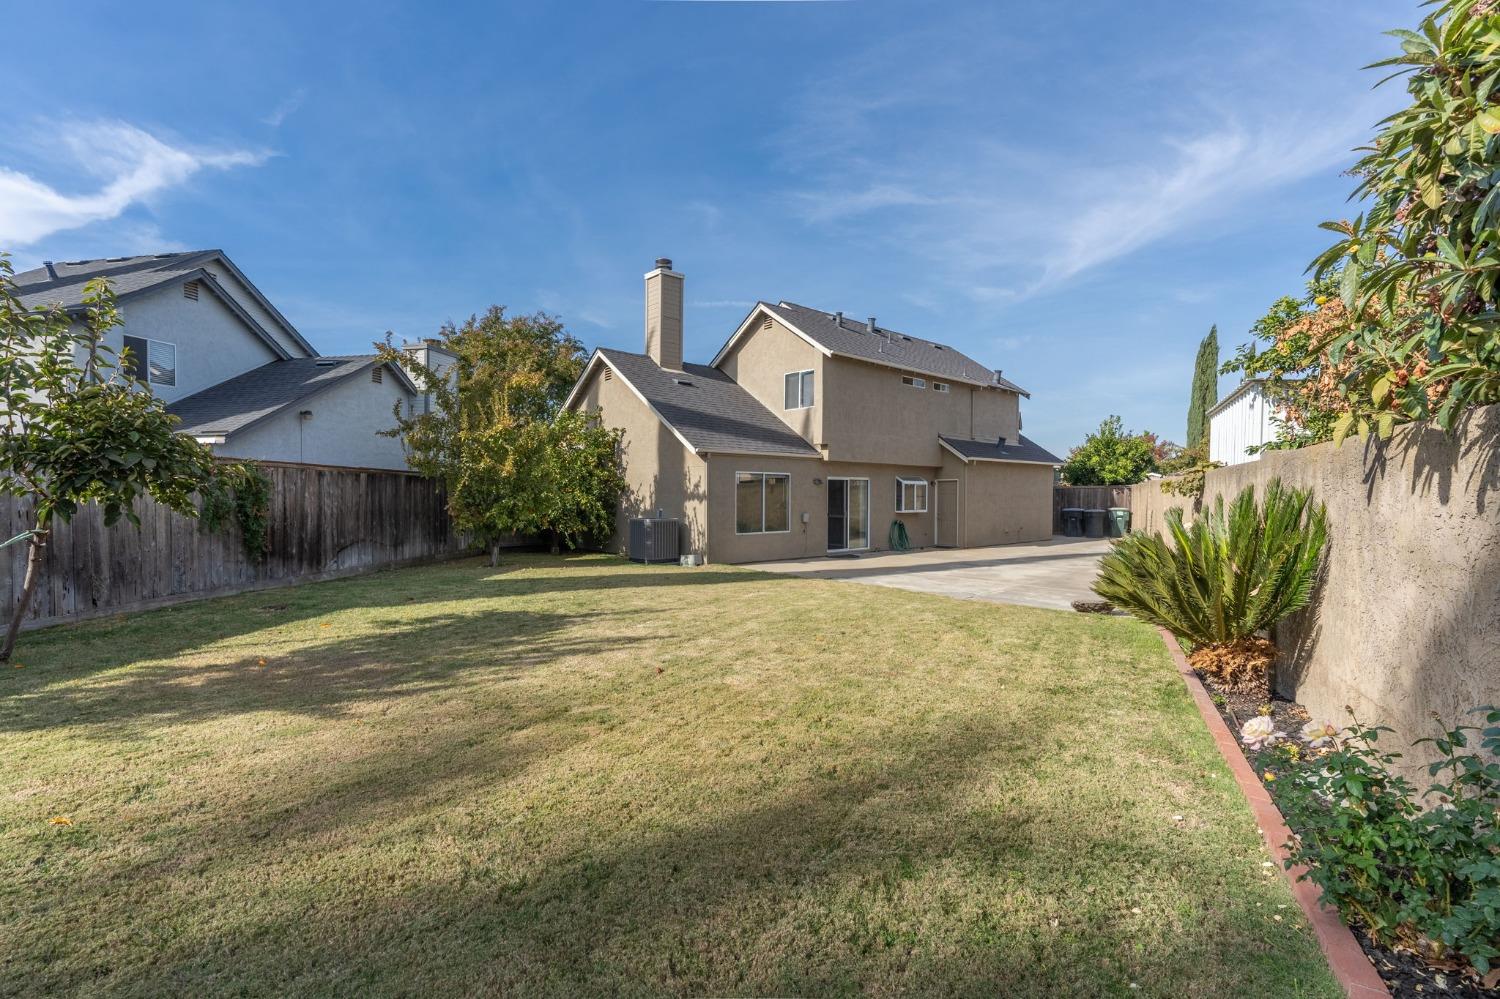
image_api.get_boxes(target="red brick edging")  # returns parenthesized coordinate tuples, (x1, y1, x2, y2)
(1156, 627, 1389, 998)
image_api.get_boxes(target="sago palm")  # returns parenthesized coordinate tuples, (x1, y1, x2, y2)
(1093, 479, 1328, 690)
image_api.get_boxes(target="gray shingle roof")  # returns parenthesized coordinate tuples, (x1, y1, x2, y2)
(763, 302, 1031, 396)
(596, 348, 820, 457)
(168, 356, 406, 437)
(939, 434, 1062, 465)
(11, 251, 222, 311)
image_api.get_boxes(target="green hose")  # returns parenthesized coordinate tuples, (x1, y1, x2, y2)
(889, 519, 911, 552)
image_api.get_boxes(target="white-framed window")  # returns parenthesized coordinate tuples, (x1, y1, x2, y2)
(783, 369, 814, 410)
(895, 477, 928, 513)
(901, 374, 926, 389)
(122, 335, 177, 387)
(932, 381, 950, 393)
(735, 472, 790, 534)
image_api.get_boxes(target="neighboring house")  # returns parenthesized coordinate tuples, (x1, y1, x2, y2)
(1208, 378, 1279, 466)
(564, 258, 1062, 564)
(12, 251, 420, 470)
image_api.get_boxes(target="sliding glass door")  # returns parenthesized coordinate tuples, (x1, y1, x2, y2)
(827, 477, 870, 552)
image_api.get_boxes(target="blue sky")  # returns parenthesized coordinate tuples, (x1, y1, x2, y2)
(2, 0, 1414, 456)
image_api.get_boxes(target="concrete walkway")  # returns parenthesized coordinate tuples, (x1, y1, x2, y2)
(750, 536, 1112, 611)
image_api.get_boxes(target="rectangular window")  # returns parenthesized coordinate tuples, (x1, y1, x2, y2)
(735, 472, 791, 534)
(122, 336, 177, 387)
(783, 369, 814, 410)
(895, 477, 928, 513)
(932, 381, 950, 393)
(901, 375, 926, 389)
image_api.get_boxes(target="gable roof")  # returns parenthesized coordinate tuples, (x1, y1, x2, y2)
(168, 356, 415, 439)
(566, 348, 821, 458)
(1205, 377, 1291, 420)
(10, 250, 318, 358)
(939, 434, 1062, 466)
(711, 301, 1030, 396)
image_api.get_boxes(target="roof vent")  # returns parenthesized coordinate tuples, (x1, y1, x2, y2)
(43, 261, 57, 280)
(994, 369, 1004, 383)
(834, 311, 844, 327)
(183, 280, 199, 301)
(932, 344, 943, 350)
(866, 317, 877, 334)
(371, 366, 383, 384)
(654, 257, 673, 270)
(316, 359, 338, 367)
(673, 377, 694, 387)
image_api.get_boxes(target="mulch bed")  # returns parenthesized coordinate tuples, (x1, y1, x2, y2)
(1194, 668, 1500, 999)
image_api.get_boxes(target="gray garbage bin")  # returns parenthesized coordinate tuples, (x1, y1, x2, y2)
(1084, 509, 1107, 538)
(1107, 507, 1131, 538)
(1061, 507, 1085, 537)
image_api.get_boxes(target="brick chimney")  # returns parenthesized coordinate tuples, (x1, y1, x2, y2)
(644, 257, 684, 370)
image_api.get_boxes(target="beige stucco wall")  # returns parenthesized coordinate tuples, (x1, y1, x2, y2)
(716, 315, 826, 445)
(819, 354, 1021, 465)
(1129, 404, 1500, 782)
(954, 461, 1055, 547)
(575, 366, 707, 556)
(703, 457, 950, 563)
(716, 308, 1023, 465)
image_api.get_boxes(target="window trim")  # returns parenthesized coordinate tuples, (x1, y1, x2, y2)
(783, 369, 815, 410)
(122, 334, 177, 387)
(901, 374, 926, 389)
(895, 476, 929, 514)
(932, 381, 950, 393)
(734, 471, 792, 535)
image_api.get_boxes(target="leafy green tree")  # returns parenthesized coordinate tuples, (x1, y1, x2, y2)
(1185, 326, 1219, 448)
(0, 255, 221, 661)
(1060, 416, 1158, 485)
(1308, 0, 1500, 438)
(377, 307, 625, 563)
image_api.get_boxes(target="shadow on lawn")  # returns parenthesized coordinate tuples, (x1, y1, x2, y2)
(1, 556, 776, 719)
(83, 710, 1323, 998)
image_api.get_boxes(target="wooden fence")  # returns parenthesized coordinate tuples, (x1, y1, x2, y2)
(2, 462, 489, 632)
(1052, 486, 1131, 533)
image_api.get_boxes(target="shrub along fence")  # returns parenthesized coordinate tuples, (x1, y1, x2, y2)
(1, 461, 496, 632)
(1129, 403, 1500, 782)
(1052, 486, 1130, 533)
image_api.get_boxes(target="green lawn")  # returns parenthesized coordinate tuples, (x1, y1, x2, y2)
(1, 554, 1339, 997)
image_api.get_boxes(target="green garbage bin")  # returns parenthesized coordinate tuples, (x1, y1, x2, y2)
(1107, 507, 1131, 538)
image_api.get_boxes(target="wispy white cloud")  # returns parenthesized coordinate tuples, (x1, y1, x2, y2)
(0, 121, 268, 246)
(262, 89, 308, 127)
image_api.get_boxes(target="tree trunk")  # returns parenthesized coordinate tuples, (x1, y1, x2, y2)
(549, 530, 560, 556)
(489, 542, 500, 568)
(1, 528, 48, 662)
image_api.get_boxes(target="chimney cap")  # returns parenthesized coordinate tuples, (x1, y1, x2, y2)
(654, 257, 673, 270)
(866, 316, 877, 334)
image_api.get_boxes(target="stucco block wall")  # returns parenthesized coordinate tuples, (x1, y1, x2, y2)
(576, 367, 708, 556)
(217, 370, 414, 470)
(1130, 404, 1500, 783)
(951, 461, 1054, 547)
(717, 316, 825, 446)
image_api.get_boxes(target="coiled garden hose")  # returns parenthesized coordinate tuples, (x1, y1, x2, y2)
(889, 519, 911, 552)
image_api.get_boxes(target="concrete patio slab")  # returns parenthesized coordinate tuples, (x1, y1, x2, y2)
(749, 536, 1112, 611)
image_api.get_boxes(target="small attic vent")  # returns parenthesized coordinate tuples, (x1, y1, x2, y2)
(603, 368, 613, 381)
(316, 359, 338, 367)
(761, 317, 773, 330)
(371, 366, 383, 384)
(673, 377, 694, 387)
(183, 280, 200, 301)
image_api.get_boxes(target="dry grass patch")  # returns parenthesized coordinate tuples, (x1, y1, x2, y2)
(1, 554, 1338, 997)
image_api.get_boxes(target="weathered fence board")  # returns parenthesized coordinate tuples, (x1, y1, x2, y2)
(0, 462, 496, 632)
(1052, 486, 1130, 533)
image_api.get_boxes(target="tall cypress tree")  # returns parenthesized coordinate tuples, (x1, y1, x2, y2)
(1185, 326, 1219, 448)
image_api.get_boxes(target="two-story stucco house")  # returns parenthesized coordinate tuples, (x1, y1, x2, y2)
(11, 250, 440, 471)
(564, 259, 1062, 563)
